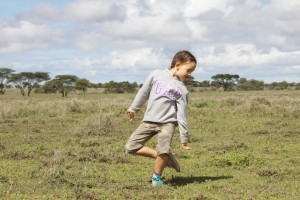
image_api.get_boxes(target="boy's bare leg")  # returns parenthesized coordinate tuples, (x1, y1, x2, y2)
(135, 147, 169, 173)
(135, 146, 157, 158)
(154, 154, 168, 175)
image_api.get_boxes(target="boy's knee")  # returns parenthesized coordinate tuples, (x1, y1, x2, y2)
(125, 144, 139, 154)
(125, 140, 143, 154)
(125, 147, 136, 154)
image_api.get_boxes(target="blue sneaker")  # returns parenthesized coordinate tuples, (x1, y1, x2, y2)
(152, 174, 164, 186)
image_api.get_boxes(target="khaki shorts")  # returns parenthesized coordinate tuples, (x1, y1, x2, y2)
(125, 122, 176, 155)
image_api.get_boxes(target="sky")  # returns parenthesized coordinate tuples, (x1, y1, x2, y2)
(1, 0, 300, 84)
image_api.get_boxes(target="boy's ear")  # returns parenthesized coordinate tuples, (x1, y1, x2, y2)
(175, 62, 181, 69)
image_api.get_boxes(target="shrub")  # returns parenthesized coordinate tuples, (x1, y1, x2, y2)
(74, 114, 114, 137)
(257, 169, 278, 177)
(220, 98, 243, 107)
(211, 153, 258, 167)
(193, 100, 217, 108)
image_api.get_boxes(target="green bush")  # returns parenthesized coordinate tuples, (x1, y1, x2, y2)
(211, 153, 259, 167)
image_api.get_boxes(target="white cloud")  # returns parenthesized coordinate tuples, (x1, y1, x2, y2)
(109, 48, 167, 70)
(203, 45, 297, 69)
(0, 20, 64, 53)
(101, 16, 190, 43)
(64, 0, 126, 22)
(184, 0, 229, 17)
(183, 19, 208, 41)
(18, 0, 126, 23)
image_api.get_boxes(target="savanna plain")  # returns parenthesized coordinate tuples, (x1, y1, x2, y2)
(0, 89, 299, 200)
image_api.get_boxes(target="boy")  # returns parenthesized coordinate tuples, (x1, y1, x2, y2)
(125, 50, 197, 186)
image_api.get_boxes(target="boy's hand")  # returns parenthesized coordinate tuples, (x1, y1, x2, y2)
(181, 142, 191, 150)
(127, 109, 135, 123)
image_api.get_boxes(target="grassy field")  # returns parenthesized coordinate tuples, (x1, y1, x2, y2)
(0, 90, 299, 199)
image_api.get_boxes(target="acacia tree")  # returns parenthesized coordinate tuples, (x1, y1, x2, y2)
(45, 75, 79, 97)
(7, 72, 50, 96)
(75, 78, 90, 96)
(238, 79, 264, 91)
(26, 72, 50, 96)
(271, 81, 289, 90)
(103, 81, 137, 93)
(200, 80, 210, 88)
(211, 74, 240, 91)
(41, 80, 57, 94)
(185, 76, 201, 87)
(0, 68, 15, 94)
(7, 73, 27, 96)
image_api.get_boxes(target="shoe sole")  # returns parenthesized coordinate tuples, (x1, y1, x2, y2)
(168, 153, 180, 172)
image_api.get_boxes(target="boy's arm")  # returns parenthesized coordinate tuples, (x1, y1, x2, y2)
(176, 94, 191, 150)
(127, 71, 155, 121)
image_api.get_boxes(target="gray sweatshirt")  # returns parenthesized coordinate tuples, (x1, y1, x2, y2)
(129, 69, 189, 143)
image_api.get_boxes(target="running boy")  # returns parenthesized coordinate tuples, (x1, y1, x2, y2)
(125, 50, 197, 186)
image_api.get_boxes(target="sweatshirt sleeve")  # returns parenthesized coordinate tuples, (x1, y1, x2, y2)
(176, 93, 189, 143)
(128, 71, 155, 112)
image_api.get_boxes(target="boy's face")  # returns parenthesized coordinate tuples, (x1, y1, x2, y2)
(175, 61, 197, 81)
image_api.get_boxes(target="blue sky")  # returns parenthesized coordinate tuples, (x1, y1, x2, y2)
(1, 0, 300, 84)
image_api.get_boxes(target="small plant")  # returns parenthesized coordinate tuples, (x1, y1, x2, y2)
(0, 175, 9, 183)
(194, 101, 209, 108)
(74, 114, 114, 137)
(257, 169, 278, 177)
(211, 153, 258, 167)
(220, 98, 242, 107)
(193, 99, 216, 108)
(0, 143, 5, 150)
(254, 97, 271, 106)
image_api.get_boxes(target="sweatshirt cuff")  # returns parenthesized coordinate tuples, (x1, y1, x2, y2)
(128, 107, 138, 112)
(180, 135, 189, 144)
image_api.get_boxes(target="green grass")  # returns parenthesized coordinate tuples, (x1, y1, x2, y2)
(0, 90, 299, 199)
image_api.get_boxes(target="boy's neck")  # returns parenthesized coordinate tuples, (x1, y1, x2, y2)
(169, 68, 177, 79)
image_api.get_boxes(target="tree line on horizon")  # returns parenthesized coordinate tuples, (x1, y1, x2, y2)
(0, 67, 299, 97)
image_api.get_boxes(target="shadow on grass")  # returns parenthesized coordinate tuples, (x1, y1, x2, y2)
(167, 175, 233, 187)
